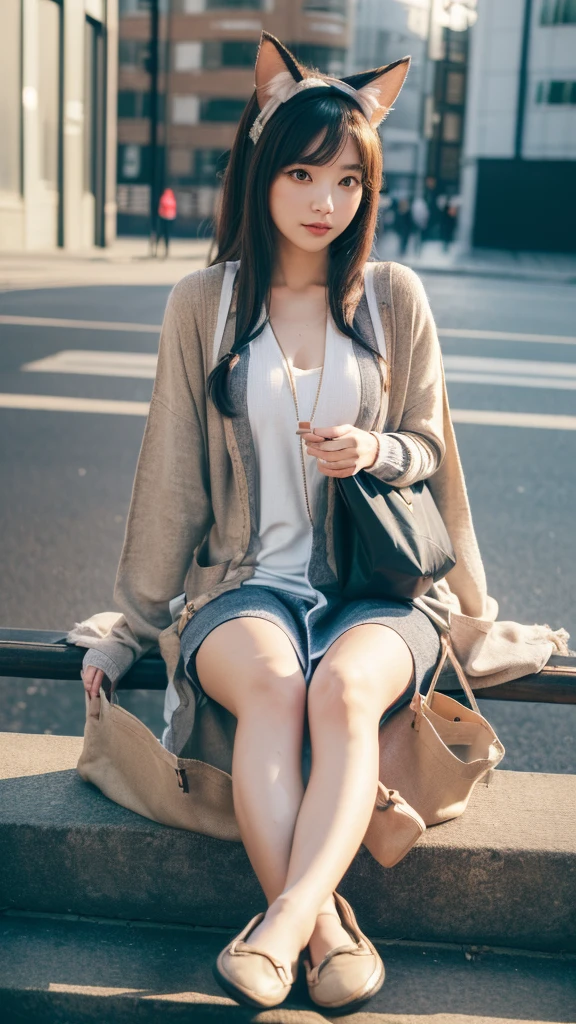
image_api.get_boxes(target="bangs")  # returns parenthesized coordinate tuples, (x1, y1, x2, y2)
(273, 94, 379, 184)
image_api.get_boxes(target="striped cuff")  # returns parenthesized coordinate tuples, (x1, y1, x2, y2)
(365, 432, 411, 482)
(82, 648, 123, 687)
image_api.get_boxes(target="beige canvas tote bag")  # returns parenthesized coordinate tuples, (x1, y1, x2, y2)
(77, 688, 240, 841)
(374, 634, 505, 830)
(76, 638, 503, 869)
(79, 685, 426, 867)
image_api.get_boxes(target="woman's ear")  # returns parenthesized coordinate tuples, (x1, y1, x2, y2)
(346, 57, 411, 128)
(253, 30, 305, 109)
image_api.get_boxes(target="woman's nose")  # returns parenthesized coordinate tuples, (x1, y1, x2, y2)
(312, 193, 334, 215)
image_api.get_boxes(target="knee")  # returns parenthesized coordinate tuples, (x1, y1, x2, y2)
(239, 657, 307, 721)
(308, 659, 379, 725)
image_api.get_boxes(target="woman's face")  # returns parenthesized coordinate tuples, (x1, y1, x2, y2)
(268, 134, 364, 252)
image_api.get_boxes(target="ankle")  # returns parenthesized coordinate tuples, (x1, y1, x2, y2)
(266, 892, 317, 943)
(315, 894, 339, 921)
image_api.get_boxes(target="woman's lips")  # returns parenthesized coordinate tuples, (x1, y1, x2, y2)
(303, 224, 331, 235)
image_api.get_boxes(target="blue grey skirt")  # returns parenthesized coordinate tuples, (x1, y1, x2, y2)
(180, 582, 441, 726)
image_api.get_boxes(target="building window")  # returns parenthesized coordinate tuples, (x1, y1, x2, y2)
(117, 183, 151, 215)
(445, 71, 465, 106)
(0, 0, 21, 192)
(119, 0, 171, 12)
(172, 95, 200, 124)
(200, 97, 247, 121)
(445, 31, 467, 63)
(303, 0, 348, 13)
(442, 112, 461, 143)
(202, 39, 259, 68)
(439, 145, 460, 182)
(120, 144, 142, 180)
(285, 43, 346, 76)
(536, 80, 576, 103)
(38, 0, 61, 189)
(205, 0, 264, 9)
(119, 39, 167, 72)
(194, 148, 226, 183)
(540, 0, 576, 24)
(174, 41, 202, 71)
(118, 90, 165, 119)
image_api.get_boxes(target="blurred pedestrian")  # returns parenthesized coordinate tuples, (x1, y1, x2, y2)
(411, 196, 429, 256)
(156, 187, 177, 258)
(394, 198, 413, 256)
(376, 191, 393, 246)
(439, 198, 458, 252)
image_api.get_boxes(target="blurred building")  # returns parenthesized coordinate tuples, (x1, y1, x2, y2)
(350, 0, 430, 199)
(117, 0, 352, 236)
(350, 0, 471, 208)
(0, 0, 118, 251)
(459, 0, 576, 252)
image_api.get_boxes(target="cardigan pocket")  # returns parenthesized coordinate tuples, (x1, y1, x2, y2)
(178, 536, 236, 634)
(187, 538, 233, 594)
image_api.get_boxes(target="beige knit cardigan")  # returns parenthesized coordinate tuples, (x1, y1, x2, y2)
(68, 260, 570, 755)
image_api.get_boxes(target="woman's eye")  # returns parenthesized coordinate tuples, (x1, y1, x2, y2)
(289, 169, 311, 182)
(340, 175, 360, 187)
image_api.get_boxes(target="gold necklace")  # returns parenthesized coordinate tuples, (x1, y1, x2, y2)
(268, 309, 326, 526)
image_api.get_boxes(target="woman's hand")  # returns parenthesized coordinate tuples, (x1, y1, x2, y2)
(298, 423, 379, 478)
(81, 665, 108, 700)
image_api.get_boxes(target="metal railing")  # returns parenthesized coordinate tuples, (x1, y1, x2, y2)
(1, 628, 575, 704)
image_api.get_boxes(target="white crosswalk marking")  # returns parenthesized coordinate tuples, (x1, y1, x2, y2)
(439, 328, 576, 345)
(22, 350, 157, 379)
(0, 315, 160, 333)
(444, 355, 576, 390)
(21, 350, 576, 390)
(444, 355, 576, 377)
(0, 394, 150, 415)
(451, 410, 576, 430)
(2, 314, 575, 346)
(2, 394, 576, 429)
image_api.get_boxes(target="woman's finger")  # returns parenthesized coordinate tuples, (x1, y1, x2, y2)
(318, 463, 358, 477)
(90, 669, 105, 698)
(317, 458, 358, 471)
(82, 666, 105, 698)
(306, 436, 356, 452)
(307, 446, 355, 463)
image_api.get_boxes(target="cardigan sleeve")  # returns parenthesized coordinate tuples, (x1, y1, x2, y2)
(366, 263, 445, 489)
(76, 275, 212, 684)
(366, 431, 438, 483)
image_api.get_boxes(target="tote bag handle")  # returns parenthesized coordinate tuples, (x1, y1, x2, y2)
(414, 633, 481, 715)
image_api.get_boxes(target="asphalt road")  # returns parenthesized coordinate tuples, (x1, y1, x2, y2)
(1, 273, 575, 773)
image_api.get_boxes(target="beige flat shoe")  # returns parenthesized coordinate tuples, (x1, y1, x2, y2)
(213, 912, 298, 1009)
(304, 892, 385, 1015)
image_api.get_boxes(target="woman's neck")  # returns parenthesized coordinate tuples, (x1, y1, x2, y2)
(271, 234, 329, 291)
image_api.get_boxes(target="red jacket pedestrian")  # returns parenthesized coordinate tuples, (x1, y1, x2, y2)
(156, 188, 177, 257)
(158, 188, 177, 221)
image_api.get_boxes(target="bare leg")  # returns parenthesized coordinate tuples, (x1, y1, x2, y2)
(195, 615, 364, 955)
(248, 623, 414, 966)
(195, 616, 307, 902)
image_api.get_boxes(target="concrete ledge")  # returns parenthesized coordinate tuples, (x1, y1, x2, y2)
(1, 912, 574, 1024)
(0, 733, 575, 952)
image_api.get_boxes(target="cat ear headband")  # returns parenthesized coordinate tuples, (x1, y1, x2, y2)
(249, 30, 411, 145)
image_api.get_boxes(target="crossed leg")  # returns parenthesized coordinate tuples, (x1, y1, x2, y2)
(195, 615, 414, 968)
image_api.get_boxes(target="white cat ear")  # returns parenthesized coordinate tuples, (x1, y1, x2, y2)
(348, 57, 411, 128)
(253, 31, 304, 110)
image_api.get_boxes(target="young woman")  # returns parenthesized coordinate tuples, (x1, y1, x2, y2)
(78, 31, 569, 1016)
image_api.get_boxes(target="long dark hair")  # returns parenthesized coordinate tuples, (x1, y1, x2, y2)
(207, 83, 383, 417)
